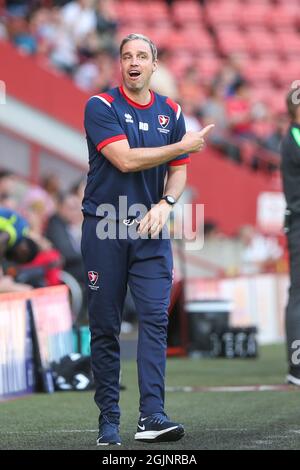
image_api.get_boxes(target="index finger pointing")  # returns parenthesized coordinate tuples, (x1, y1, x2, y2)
(199, 124, 215, 138)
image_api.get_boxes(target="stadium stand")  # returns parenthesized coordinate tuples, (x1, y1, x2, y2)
(0, 0, 296, 171)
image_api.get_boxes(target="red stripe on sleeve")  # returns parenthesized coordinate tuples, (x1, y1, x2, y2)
(96, 93, 114, 103)
(168, 157, 191, 166)
(166, 97, 179, 114)
(97, 134, 127, 152)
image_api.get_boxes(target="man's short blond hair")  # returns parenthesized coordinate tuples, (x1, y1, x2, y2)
(120, 33, 157, 62)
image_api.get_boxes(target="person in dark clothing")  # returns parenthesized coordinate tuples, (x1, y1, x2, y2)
(46, 192, 84, 285)
(46, 191, 86, 322)
(0, 207, 38, 264)
(82, 33, 213, 446)
(280, 87, 300, 386)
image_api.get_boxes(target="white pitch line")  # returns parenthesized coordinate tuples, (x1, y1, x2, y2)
(0, 430, 98, 434)
(166, 384, 297, 392)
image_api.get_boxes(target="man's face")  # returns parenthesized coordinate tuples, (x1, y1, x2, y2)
(120, 39, 157, 92)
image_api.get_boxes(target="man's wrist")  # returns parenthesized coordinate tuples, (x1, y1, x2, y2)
(160, 195, 176, 207)
(158, 199, 173, 212)
(175, 141, 187, 155)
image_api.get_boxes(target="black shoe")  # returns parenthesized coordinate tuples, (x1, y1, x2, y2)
(97, 415, 121, 446)
(134, 412, 184, 442)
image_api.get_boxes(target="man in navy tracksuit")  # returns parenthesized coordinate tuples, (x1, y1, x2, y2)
(82, 33, 213, 445)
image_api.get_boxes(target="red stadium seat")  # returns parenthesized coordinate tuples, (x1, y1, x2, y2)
(242, 58, 279, 84)
(167, 30, 215, 54)
(205, 2, 240, 27)
(274, 32, 300, 57)
(245, 31, 276, 55)
(143, 2, 169, 25)
(196, 56, 222, 81)
(251, 83, 286, 114)
(265, 93, 286, 115)
(239, 5, 271, 27)
(168, 53, 195, 79)
(172, 0, 202, 26)
(216, 30, 248, 55)
(117, 2, 169, 27)
(115, 2, 145, 22)
(267, 6, 299, 29)
(146, 26, 174, 49)
(242, 0, 272, 4)
(274, 61, 300, 87)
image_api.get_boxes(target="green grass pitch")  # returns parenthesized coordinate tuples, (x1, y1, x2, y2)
(1, 344, 300, 450)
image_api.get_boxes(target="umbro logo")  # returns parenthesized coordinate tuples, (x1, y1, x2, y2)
(125, 113, 133, 123)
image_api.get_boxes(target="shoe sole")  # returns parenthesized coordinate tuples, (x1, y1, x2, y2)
(286, 374, 300, 386)
(97, 441, 121, 446)
(134, 426, 184, 443)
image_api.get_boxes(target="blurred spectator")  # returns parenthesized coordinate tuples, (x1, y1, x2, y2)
(21, 186, 55, 236)
(7, 186, 62, 288)
(46, 192, 84, 284)
(0, 18, 8, 40)
(150, 48, 178, 100)
(226, 79, 254, 139)
(77, 30, 102, 59)
(74, 49, 114, 92)
(46, 191, 86, 320)
(8, 14, 37, 54)
(61, 0, 96, 42)
(5, 0, 31, 17)
(70, 177, 86, 202)
(41, 173, 61, 209)
(263, 112, 289, 154)
(29, 7, 57, 61)
(213, 54, 244, 98)
(0, 170, 17, 209)
(238, 225, 283, 275)
(0, 269, 32, 292)
(178, 65, 202, 106)
(95, 0, 118, 51)
(181, 99, 202, 132)
(204, 220, 223, 241)
(50, 6, 79, 74)
(15, 244, 62, 287)
(201, 85, 241, 162)
(0, 206, 39, 265)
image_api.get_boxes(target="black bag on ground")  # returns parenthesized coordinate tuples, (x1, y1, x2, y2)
(51, 354, 94, 391)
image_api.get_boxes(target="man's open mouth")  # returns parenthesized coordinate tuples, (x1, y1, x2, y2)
(129, 70, 141, 78)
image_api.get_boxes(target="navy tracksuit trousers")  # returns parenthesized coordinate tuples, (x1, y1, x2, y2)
(81, 215, 173, 423)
